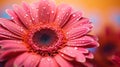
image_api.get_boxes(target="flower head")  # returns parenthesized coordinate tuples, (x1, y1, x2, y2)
(94, 24, 120, 67)
(0, 0, 99, 67)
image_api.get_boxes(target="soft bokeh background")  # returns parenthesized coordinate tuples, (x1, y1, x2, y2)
(0, 0, 120, 33)
(0, 0, 120, 67)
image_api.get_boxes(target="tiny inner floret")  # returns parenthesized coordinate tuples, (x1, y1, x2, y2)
(25, 23, 67, 56)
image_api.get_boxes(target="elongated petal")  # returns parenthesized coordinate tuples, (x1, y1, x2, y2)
(59, 47, 86, 62)
(6, 9, 24, 26)
(13, 4, 33, 28)
(75, 52, 86, 63)
(0, 40, 27, 50)
(0, 27, 21, 39)
(64, 17, 90, 31)
(68, 36, 95, 44)
(67, 40, 99, 47)
(13, 52, 30, 67)
(55, 55, 73, 67)
(18, 53, 41, 67)
(66, 27, 91, 39)
(0, 40, 28, 61)
(22, 2, 31, 15)
(5, 58, 15, 67)
(63, 11, 82, 29)
(0, 18, 26, 37)
(39, 57, 58, 67)
(82, 62, 94, 67)
(65, 23, 93, 33)
(85, 41, 99, 48)
(84, 52, 94, 59)
(54, 4, 72, 27)
(59, 47, 76, 58)
(30, 3, 39, 24)
(67, 35, 99, 47)
(38, 0, 56, 23)
(22, 2, 33, 25)
(60, 53, 74, 61)
(0, 49, 27, 62)
(77, 47, 89, 53)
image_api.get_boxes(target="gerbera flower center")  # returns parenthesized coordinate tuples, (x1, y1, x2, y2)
(25, 23, 67, 55)
(32, 29, 58, 46)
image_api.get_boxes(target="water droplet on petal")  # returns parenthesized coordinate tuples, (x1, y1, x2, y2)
(74, 47, 78, 50)
(43, 7, 46, 9)
(73, 14, 76, 17)
(57, 16, 60, 18)
(24, 14, 28, 18)
(47, 58, 50, 61)
(30, 20, 32, 22)
(51, 11, 54, 13)
(36, 15, 38, 18)
(32, 18, 35, 20)
(66, 13, 68, 16)
(76, 18, 79, 20)
(11, 17, 14, 19)
(62, 11, 65, 13)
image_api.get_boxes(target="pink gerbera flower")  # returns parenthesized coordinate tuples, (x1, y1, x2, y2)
(0, 0, 99, 67)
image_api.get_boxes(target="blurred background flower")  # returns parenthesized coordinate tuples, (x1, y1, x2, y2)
(94, 23, 120, 67)
(0, 0, 120, 67)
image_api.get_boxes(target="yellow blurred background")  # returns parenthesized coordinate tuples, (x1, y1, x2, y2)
(0, 0, 120, 33)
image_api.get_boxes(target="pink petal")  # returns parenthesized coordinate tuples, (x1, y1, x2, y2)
(67, 40, 99, 47)
(39, 56, 59, 67)
(6, 9, 23, 26)
(68, 36, 95, 43)
(60, 47, 86, 63)
(0, 18, 27, 37)
(66, 26, 91, 40)
(0, 40, 28, 61)
(0, 49, 27, 62)
(13, 52, 30, 67)
(13, 4, 33, 28)
(0, 27, 21, 39)
(0, 40, 27, 50)
(82, 62, 94, 67)
(55, 55, 73, 67)
(75, 52, 86, 63)
(77, 47, 89, 53)
(54, 4, 72, 27)
(63, 11, 82, 29)
(85, 41, 99, 48)
(22, 2, 31, 14)
(84, 52, 94, 59)
(22, 2, 34, 24)
(59, 47, 76, 58)
(30, 3, 39, 24)
(38, 0, 56, 23)
(60, 53, 74, 61)
(5, 58, 15, 67)
(67, 36, 98, 47)
(23, 54, 41, 67)
(64, 17, 90, 31)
